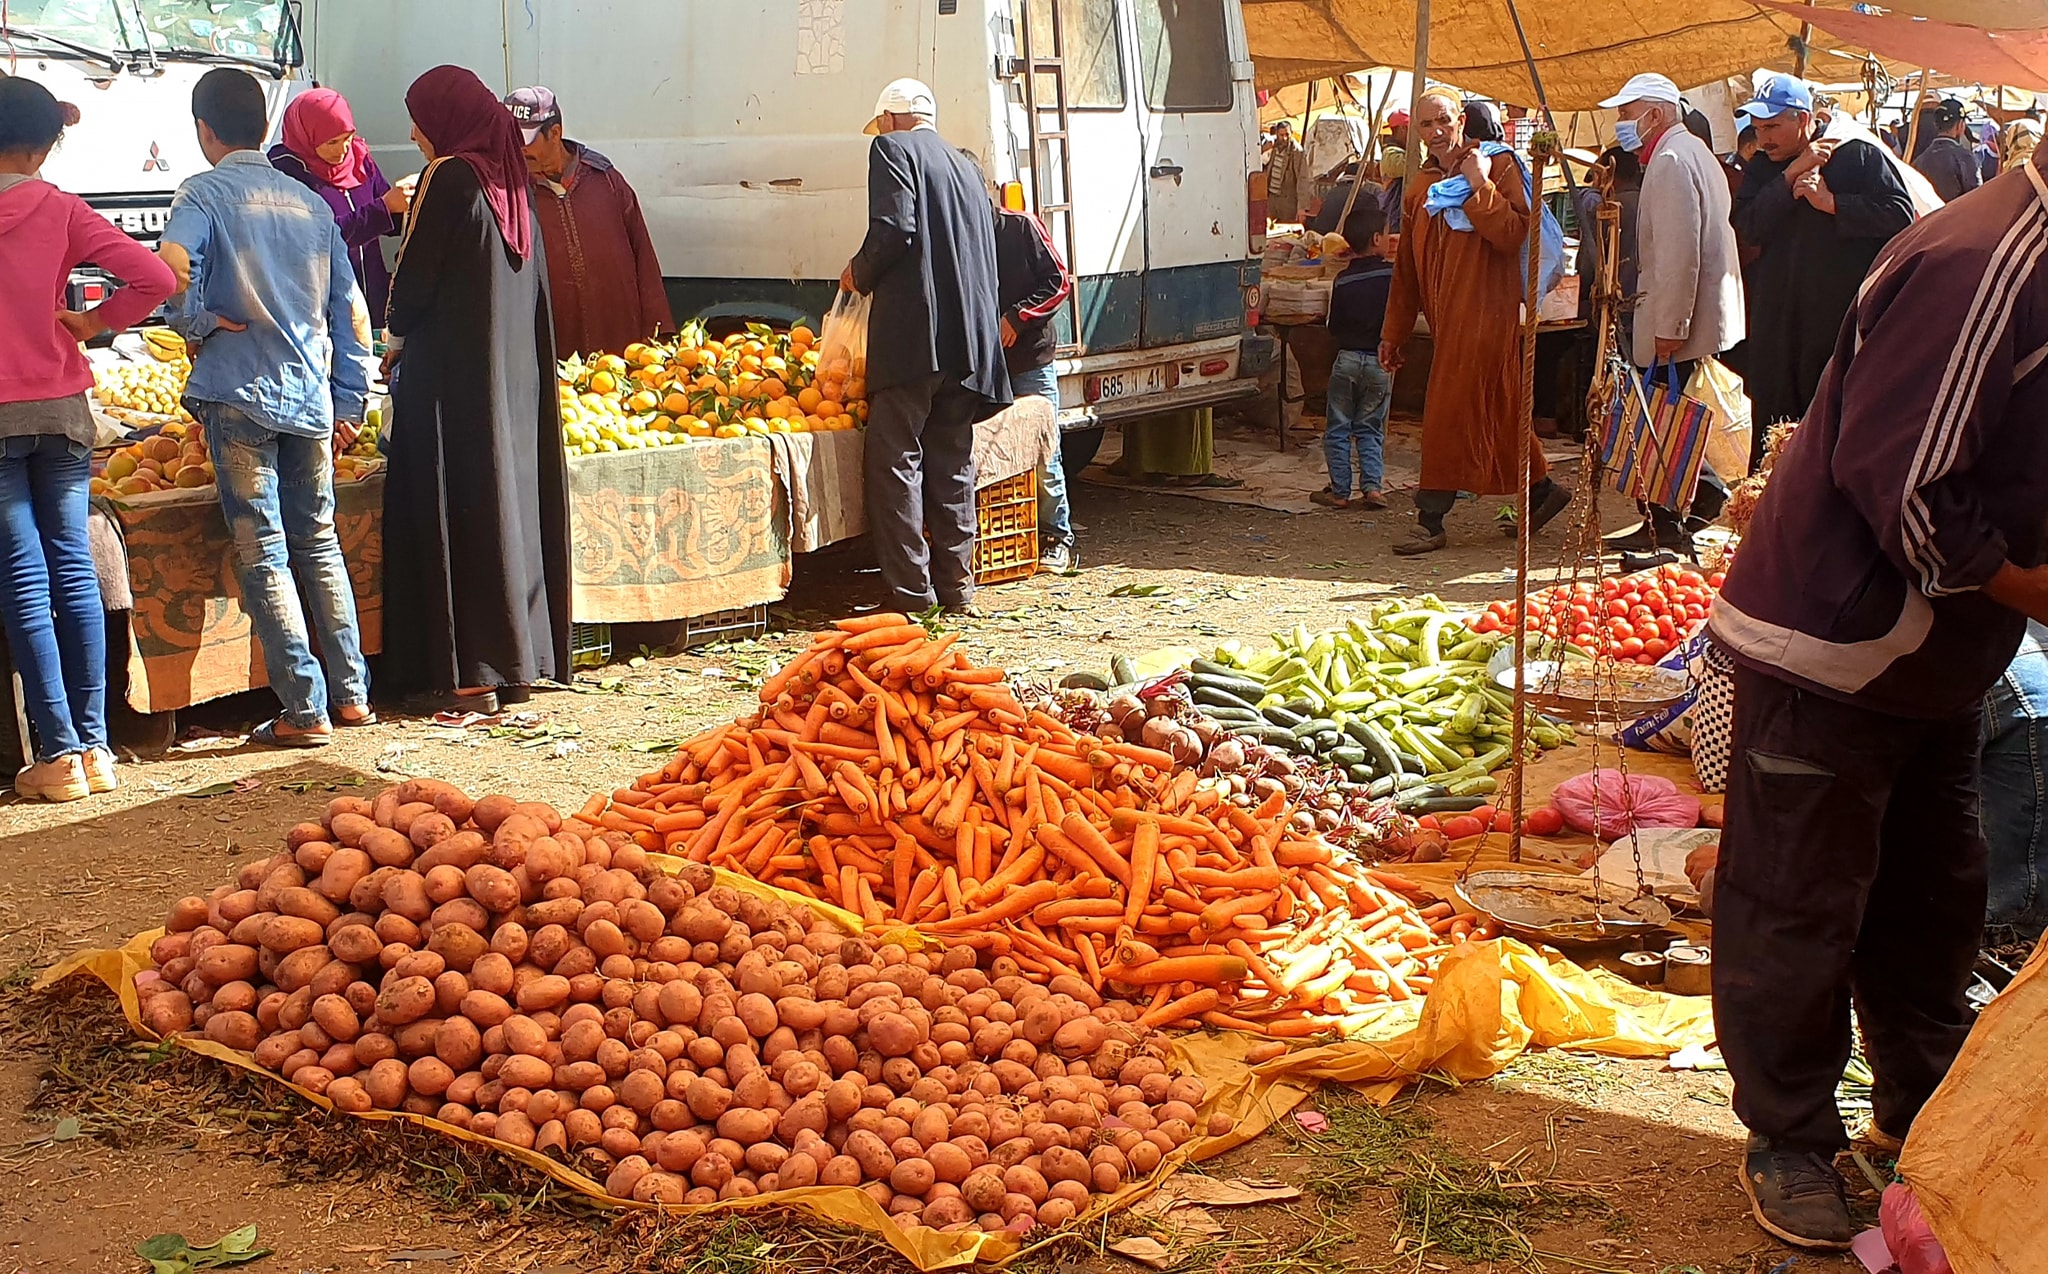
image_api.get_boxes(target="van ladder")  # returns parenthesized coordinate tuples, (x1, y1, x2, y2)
(1015, 1, 1083, 353)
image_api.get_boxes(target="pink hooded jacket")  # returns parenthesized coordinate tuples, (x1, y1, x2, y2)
(0, 178, 176, 406)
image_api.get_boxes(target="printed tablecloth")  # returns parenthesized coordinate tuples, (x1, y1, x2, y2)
(106, 476, 385, 715)
(566, 441, 789, 624)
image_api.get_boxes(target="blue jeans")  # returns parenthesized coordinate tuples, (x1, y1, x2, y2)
(1983, 646, 2048, 940)
(195, 402, 369, 728)
(1009, 363, 1073, 550)
(0, 432, 106, 762)
(1324, 349, 1391, 496)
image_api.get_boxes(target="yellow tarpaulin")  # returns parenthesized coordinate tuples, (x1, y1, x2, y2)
(1243, 0, 1806, 108)
(36, 872, 1713, 1270)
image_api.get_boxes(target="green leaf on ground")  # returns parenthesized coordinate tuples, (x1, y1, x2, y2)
(135, 1223, 271, 1272)
(1108, 582, 1172, 597)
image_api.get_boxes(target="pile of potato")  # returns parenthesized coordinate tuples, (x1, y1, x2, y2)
(133, 780, 1217, 1234)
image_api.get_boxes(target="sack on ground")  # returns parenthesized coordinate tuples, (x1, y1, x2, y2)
(1688, 357, 1753, 480)
(819, 290, 871, 386)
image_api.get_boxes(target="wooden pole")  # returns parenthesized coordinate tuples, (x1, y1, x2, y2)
(1904, 69, 1929, 159)
(1408, 0, 1431, 165)
(1793, 0, 1816, 79)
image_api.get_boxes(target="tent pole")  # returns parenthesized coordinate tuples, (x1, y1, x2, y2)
(1408, 0, 1430, 165)
(1904, 69, 1928, 159)
(1794, 0, 1816, 78)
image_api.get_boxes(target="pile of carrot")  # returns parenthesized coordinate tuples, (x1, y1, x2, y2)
(571, 614, 1497, 1038)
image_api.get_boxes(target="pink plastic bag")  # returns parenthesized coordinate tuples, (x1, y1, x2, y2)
(1882, 1184, 1954, 1274)
(1551, 768, 1701, 840)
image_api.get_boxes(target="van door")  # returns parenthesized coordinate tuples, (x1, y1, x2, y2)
(1125, 0, 1255, 349)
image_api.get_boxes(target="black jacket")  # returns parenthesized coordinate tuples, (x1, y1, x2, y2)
(992, 207, 1070, 373)
(1731, 138, 1914, 428)
(1327, 256, 1393, 351)
(849, 127, 1011, 407)
(1912, 135, 1982, 203)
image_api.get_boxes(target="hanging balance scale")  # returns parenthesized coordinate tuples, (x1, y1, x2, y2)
(1453, 147, 1677, 944)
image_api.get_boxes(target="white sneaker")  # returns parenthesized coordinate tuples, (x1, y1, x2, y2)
(1040, 542, 1075, 573)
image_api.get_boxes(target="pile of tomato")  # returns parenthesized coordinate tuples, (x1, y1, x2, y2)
(1470, 563, 1724, 665)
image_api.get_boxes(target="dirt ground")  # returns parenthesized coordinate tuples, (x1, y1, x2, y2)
(0, 441, 1868, 1274)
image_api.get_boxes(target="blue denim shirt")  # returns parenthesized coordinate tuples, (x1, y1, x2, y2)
(160, 149, 372, 437)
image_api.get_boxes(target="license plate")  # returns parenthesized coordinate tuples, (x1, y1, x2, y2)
(1092, 365, 1168, 403)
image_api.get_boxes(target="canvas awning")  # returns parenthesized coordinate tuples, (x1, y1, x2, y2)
(1243, 0, 1807, 107)
(1757, 0, 2048, 90)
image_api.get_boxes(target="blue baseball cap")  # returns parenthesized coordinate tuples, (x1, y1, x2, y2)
(1736, 73, 1813, 124)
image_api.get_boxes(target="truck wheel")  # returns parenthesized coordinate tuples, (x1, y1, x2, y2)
(1060, 427, 1105, 476)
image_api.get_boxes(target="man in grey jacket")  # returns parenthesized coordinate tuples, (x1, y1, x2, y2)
(1600, 73, 1743, 553)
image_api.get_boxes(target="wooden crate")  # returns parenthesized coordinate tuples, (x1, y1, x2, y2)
(973, 470, 1039, 584)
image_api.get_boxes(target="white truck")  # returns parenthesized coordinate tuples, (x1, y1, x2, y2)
(3, 0, 307, 308)
(301, 0, 1274, 466)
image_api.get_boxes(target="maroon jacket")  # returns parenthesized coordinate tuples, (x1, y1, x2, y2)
(530, 142, 674, 357)
(1710, 162, 2048, 718)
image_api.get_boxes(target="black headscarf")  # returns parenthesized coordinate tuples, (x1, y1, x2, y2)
(1463, 101, 1505, 143)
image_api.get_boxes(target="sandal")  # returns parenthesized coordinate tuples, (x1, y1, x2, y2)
(251, 717, 334, 749)
(1392, 530, 1449, 556)
(336, 707, 379, 727)
(1356, 490, 1390, 511)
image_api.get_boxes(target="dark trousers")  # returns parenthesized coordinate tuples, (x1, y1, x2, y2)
(864, 373, 979, 610)
(1413, 476, 1558, 531)
(1713, 663, 1986, 1153)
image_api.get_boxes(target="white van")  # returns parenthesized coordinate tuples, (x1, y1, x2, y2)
(302, 0, 1273, 462)
(3, 0, 306, 305)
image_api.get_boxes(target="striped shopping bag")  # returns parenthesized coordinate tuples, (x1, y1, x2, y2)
(1599, 361, 1712, 509)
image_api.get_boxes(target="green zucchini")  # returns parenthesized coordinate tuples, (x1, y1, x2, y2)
(1262, 705, 1307, 728)
(1110, 654, 1138, 684)
(1060, 671, 1110, 691)
(1398, 794, 1491, 814)
(1193, 685, 1261, 713)
(1189, 671, 1272, 702)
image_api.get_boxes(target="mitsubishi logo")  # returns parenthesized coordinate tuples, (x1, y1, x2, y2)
(143, 142, 170, 173)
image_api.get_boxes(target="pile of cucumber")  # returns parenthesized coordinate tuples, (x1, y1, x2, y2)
(1183, 600, 1575, 815)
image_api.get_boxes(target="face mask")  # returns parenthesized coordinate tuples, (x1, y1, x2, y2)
(1615, 119, 1643, 152)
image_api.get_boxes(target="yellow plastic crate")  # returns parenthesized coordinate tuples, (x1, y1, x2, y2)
(973, 469, 1039, 584)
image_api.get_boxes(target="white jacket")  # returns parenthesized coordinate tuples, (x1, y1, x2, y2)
(1632, 127, 1745, 367)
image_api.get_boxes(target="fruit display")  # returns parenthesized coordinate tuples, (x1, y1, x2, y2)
(134, 777, 1218, 1233)
(93, 357, 193, 421)
(90, 420, 214, 497)
(557, 321, 864, 457)
(1472, 563, 1723, 664)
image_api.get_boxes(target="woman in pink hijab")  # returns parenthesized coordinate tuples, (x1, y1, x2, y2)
(268, 88, 406, 321)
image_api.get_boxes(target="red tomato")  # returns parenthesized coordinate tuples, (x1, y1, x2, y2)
(1643, 587, 1667, 608)
(1680, 570, 1706, 588)
(1644, 637, 1670, 659)
(1656, 616, 1678, 640)
(1608, 618, 1633, 639)
(1708, 571, 1726, 588)
(1470, 804, 1499, 826)
(1621, 591, 1643, 608)
(1619, 637, 1646, 658)
(1635, 621, 1660, 641)
(1441, 815, 1487, 840)
(1684, 603, 1707, 621)
(1571, 603, 1592, 621)
(1493, 808, 1514, 832)
(1523, 806, 1562, 836)
(1605, 599, 1629, 618)
(1417, 814, 1441, 831)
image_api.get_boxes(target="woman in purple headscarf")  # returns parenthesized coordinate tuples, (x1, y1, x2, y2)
(378, 65, 568, 712)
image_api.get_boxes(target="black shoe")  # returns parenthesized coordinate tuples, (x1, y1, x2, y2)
(496, 684, 532, 706)
(1618, 549, 1685, 573)
(1739, 1135, 1853, 1251)
(1605, 517, 1693, 554)
(1529, 481, 1574, 534)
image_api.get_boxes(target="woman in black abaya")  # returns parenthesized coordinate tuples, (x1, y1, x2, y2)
(380, 64, 569, 711)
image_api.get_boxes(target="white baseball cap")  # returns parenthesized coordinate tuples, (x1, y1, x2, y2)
(1599, 73, 1682, 110)
(865, 78, 937, 135)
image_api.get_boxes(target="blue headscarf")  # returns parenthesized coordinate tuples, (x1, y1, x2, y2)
(1422, 140, 1517, 231)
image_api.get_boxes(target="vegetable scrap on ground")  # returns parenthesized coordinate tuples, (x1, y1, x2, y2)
(98, 612, 1588, 1249)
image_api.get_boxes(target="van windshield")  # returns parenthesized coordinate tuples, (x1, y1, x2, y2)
(3, 0, 293, 65)
(1133, 0, 1232, 113)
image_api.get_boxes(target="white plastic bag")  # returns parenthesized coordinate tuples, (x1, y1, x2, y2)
(1687, 356, 1752, 480)
(818, 290, 870, 396)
